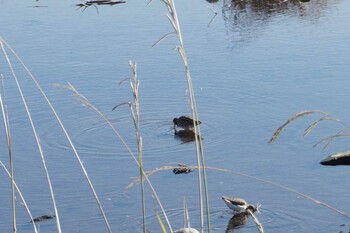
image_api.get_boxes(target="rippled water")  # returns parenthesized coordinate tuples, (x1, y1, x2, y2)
(1, 0, 350, 232)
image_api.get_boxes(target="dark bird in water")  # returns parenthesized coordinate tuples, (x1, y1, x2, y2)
(173, 116, 201, 130)
(222, 196, 259, 214)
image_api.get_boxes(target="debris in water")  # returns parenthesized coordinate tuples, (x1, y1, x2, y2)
(76, 0, 126, 12)
(173, 164, 192, 175)
(31, 214, 55, 223)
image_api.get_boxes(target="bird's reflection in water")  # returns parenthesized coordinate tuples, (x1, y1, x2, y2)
(225, 212, 250, 232)
(174, 129, 202, 143)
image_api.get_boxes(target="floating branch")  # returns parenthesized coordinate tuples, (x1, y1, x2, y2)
(76, 0, 125, 13)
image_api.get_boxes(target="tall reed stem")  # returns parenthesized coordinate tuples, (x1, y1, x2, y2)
(156, 1, 211, 232)
(0, 78, 17, 233)
(123, 61, 147, 233)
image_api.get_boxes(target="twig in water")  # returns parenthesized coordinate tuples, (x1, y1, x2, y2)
(206, 6, 218, 27)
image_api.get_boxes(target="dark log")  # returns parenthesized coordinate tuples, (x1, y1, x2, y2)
(320, 151, 350, 166)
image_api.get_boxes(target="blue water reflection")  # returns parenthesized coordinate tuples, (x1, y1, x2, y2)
(0, 0, 350, 232)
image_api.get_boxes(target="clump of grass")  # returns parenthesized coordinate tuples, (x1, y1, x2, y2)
(0, 37, 63, 233)
(0, 37, 112, 233)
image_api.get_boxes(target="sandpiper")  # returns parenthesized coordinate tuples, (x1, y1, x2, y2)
(173, 116, 201, 130)
(222, 196, 258, 213)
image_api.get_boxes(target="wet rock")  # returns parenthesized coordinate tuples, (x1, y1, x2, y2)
(320, 151, 350, 166)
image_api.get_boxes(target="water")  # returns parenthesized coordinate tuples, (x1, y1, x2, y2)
(1, 0, 350, 232)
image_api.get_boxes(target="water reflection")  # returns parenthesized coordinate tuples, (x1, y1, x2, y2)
(225, 212, 250, 232)
(221, 0, 340, 19)
(174, 129, 202, 143)
(206, 0, 342, 45)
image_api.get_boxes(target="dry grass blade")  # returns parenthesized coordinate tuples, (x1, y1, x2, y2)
(112, 102, 131, 111)
(247, 210, 264, 233)
(156, 210, 168, 233)
(127, 164, 350, 220)
(313, 133, 350, 149)
(304, 116, 340, 137)
(269, 110, 329, 144)
(0, 161, 39, 233)
(152, 32, 176, 47)
(0, 78, 17, 233)
(118, 77, 132, 85)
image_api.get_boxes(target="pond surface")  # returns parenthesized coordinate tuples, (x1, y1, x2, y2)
(1, 0, 350, 232)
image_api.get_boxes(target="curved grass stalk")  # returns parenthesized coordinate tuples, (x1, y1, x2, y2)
(0, 78, 17, 233)
(313, 133, 350, 149)
(0, 39, 62, 233)
(0, 161, 39, 233)
(64, 83, 174, 233)
(270, 109, 350, 150)
(303, 116, 340, 137)
(0, 38, 111, 233)
(269, 110, 329, 144)
(126, 164, 350, 220)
